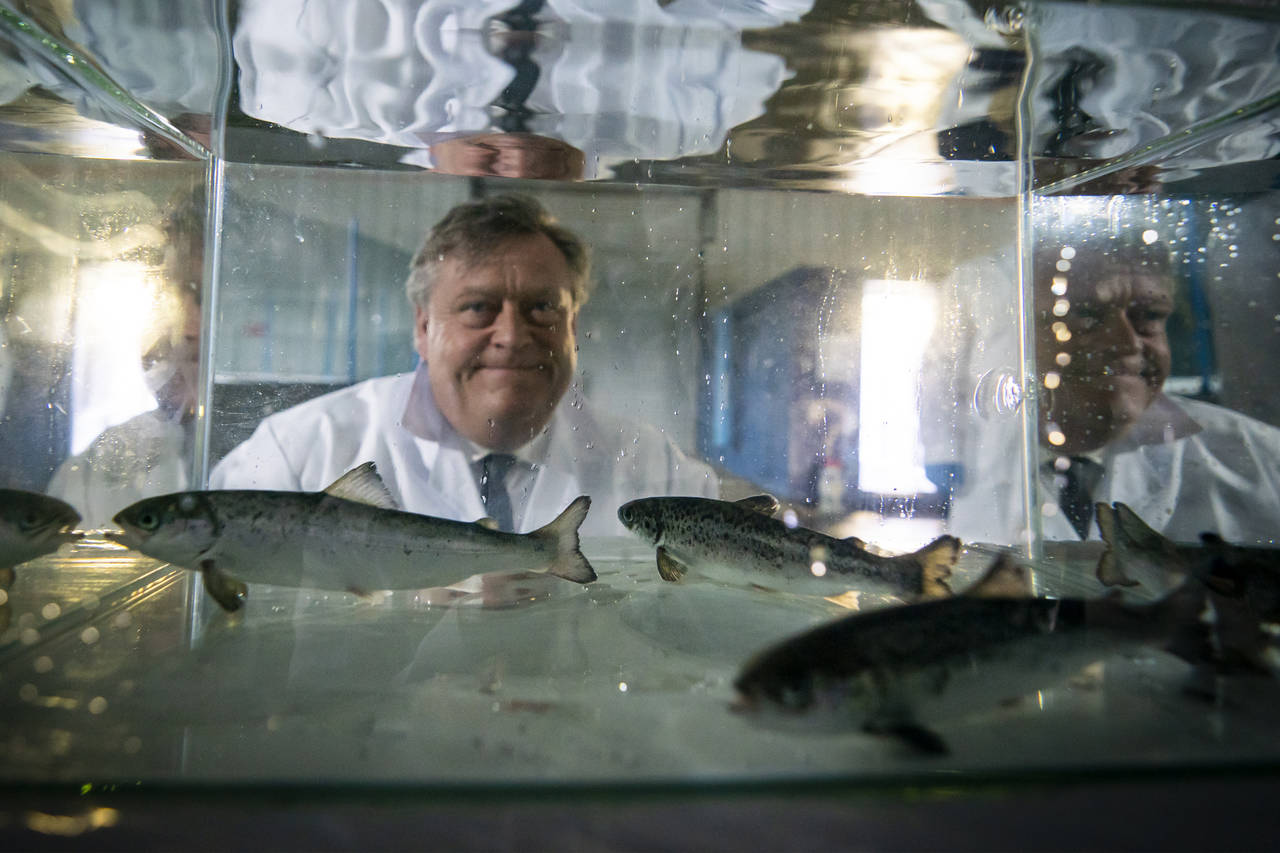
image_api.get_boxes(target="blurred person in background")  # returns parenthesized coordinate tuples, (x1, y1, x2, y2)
(48, 188, 204, 529)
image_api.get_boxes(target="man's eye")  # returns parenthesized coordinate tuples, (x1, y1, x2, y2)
(527, 302, 563, 326)
(1131, 310, 1170, 334)
(459, 302, 498, 322)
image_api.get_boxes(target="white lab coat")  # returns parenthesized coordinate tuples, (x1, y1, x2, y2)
(946, 393, 1280, 547)
(209, 365, 718, 537)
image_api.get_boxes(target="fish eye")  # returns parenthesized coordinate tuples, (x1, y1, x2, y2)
(18, 511, 41, 531)
(136, 512, 161, 531)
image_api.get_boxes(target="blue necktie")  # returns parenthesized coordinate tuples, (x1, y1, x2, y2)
(479, 453, 517, 532)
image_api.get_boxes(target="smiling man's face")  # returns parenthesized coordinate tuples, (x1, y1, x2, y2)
(416, 232, 579, 451)
(1036, 260, 1173, 454)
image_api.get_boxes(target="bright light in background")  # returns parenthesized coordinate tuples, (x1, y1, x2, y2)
(857, 279, 938, 495)
(69, 262, 160, 454)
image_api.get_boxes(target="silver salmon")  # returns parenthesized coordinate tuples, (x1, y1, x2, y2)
(733, 554, 1208, 754)
(108, 463, 596, 611)
(617, 494, 956, 598)
(0, 489, 82, 571)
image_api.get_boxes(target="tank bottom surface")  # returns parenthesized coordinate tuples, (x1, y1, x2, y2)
(0, 537, 1276, 788)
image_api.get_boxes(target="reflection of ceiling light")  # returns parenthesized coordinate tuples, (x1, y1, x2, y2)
(838, 28, 971, 196)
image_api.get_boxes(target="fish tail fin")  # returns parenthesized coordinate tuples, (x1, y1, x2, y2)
(532, 495, 596, 584)
(1094, 503, 1128, 587)
(912, 535, 960, 597)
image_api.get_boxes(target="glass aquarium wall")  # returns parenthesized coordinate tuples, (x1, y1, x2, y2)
(0, 0, 1277, 791)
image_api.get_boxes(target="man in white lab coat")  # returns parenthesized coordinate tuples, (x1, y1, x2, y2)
(944, 219, 1280, 547)
(210, 194, 717, 536)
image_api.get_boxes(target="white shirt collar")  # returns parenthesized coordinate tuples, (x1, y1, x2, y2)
(1037, 391, 1205, 466)
(398, 362, 552, 465)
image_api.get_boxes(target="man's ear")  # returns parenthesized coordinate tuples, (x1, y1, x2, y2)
(413, 304, 430, 354)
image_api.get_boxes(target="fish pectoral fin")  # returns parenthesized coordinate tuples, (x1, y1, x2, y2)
(323, 461, 399, 510)
(200, 561, 248, 612)
(656, 547, 687, 582)
(863, 716, 949, 755)
(734, 494, 780, 516)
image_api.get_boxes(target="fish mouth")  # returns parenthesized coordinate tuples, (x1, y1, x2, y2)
(103, 528, 140, 549)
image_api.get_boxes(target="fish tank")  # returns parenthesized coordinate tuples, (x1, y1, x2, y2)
(1, 0, 1278, 845)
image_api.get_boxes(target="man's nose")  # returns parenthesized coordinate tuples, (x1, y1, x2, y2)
(1097, 309, 1142, 354)
(489, 302, 533, 347)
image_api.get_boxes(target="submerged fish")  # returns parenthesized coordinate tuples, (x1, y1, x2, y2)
(617, 495, 956, 599)
(109, 463, 596, 612)
(732, 554, 1208, 754)
(0, 489, 82, 570)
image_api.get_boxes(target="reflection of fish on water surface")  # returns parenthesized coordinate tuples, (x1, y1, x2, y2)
(732, 553, 1214, 755)
(617, 494, 956, 599)
(108, 463, 596, 612)
(0, 489, 83, 633)
(0, 489, 83, 571)
(1097, 501, 1280, 674)
(1098, 501, 1280, 619)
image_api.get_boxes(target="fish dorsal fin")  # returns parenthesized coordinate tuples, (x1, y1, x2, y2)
(1113, 502, 1170, 551)
(323, 462, 399, 510)
(1094, 503, 1141, 587)
(734, 494, 780, 516)
(963, 552, 1033, 598)
(842, 535, 868, 549)
(475, 517, 500, 531)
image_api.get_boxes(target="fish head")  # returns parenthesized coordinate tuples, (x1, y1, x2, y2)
(733, 662, 818, 717)
(732, 649, 873, 733)
(0, 490, 83, 568)
(109, 492, 220, 566)
(616, 498, 666, 544)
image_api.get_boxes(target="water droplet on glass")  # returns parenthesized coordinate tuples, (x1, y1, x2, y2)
(973, 368, 1023, 418)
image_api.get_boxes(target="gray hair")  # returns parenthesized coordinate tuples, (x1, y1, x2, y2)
(405, 193, 592, 310)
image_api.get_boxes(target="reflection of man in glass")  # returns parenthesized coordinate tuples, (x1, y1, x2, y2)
(948, 230, 1280, 545)
(212, 193, 716, 536)
(427, 133, 585, 180)
(47, 189, 203, 528)
(1035, 237, 1175, 458)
